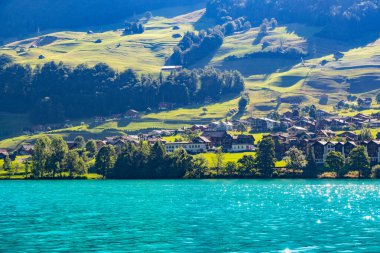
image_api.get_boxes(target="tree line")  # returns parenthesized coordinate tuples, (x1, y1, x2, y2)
(0, 56, 245, 124)
(205, 0, 380, 40)
(4, 135, 380, 179)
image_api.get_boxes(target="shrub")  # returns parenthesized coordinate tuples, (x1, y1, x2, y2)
(372, 165, 380, 179)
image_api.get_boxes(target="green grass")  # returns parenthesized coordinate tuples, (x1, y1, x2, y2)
(0, 6, 206, 74)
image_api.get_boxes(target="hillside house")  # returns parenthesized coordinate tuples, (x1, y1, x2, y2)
(337, 131, 359, 141)
(202, 131, 233, 150)
(248, 117, 281, 132)
(125, 109, 140, 119)
(358, 98, 372, 109)
(164, 136, 210, 154)
(229, 135, 255, 152)
(207, 121, 233, 131)
(317, 109, 334, 119)
(17, 145, 34, 155)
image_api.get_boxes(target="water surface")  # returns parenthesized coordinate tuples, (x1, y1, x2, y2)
(0, 180, 379, 252)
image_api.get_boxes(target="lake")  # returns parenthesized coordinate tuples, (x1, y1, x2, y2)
(0, 180, 379, 252)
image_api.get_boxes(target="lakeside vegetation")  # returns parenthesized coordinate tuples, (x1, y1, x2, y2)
(2, 135, 380, 180)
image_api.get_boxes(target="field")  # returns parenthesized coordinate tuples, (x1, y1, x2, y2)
(0, 4, 207, 74)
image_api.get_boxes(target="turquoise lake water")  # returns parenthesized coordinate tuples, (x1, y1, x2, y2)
(0, 180, 379, 252)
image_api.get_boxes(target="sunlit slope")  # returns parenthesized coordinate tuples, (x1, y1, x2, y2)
(0, 6, 206, 73)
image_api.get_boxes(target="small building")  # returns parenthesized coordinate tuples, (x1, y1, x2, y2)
(164, 137, 210, 154)
(202, 131, 233, 150)
(287, 126, 308, 136)
(17, 145, 34, 155)
(358, 98, 372, 109)
(316, 109, 334, 119)
(161, 66, 183, 72)
(125, 109, 140, 119)
(158, 102, 175, 111)
(229, 135, 255, 152)
(337, 131, 359, 141)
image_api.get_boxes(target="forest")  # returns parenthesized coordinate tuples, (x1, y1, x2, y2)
(0, 56, 245, 124)
(206, 0, 380, 39)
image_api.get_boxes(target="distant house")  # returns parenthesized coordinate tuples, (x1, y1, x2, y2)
(125, 109, 140, 119)
(161, 66, 182, 72)
(337, 131, 359, 141)
(317, 130, 336, 139)
(316, 109, 334, 119)
(207, 121, 233, 131)
(202, 131, 233, 150)
(229, 135, 255, 152)
(17, 145, 34, 155)
(164, 136, 210, 154)
(248, 118, 280, 132)
(287, 126, 308, 136)
(191, 125, 208, 132)
(66, 141, 78, 150)
(158, 102, 175, 111)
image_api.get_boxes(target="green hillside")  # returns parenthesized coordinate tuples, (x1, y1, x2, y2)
(0, 4, 380, 148)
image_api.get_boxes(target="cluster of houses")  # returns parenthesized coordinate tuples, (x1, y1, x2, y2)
(3, 105, 380, 166)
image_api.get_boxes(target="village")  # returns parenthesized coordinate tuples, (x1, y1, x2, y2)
(2, 105, 380, 167)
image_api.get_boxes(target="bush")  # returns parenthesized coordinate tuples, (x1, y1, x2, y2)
(372, 165, 380, 179)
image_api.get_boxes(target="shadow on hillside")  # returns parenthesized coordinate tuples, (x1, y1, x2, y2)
(218, 57, 301, 77)
(286, 24, 380, 59)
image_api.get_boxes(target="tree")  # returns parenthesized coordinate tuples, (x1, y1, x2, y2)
(372, 165, 380, 179)
(85, 140, 98, 158)
(186, 156, 208, 178)
(349, 146, 371, 178)
(95, 145, 117, 178)
(238, 155, 256, 177)
(212, 147, 225, 175)
(243, 21, 251, 31)
(359, 128, 374, 141)
(74, 136, 86, 149)
(303, 150, 318, 178)
(50, 136, 68, 177)
(32, 137, 52, 178)
(238, 93, 250, 114)
(224, 161, 238, 177)
(144, 11, 153, 20)
(24, 159, 30, 178)
(3, 155, 12, 171)
(255, 138, 275, 177)
(65, 150, 87, 177)
(236, 123, 247, 133)
(309, 105, 317, 119)
(376, 93, 380, 104)
(284, 147, 307, 176)
(325, 151, 345, 178)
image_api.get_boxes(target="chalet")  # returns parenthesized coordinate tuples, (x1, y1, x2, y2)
(337, 131, 359, 141)
(248, 117, 280, 132)
(316, 109, 334, 119)
(229, 135, 255, 152)
(164, 137, 210, 154)
(191, 125, 208, 132)
(366, 140, 380, 164)
(367, 119, 380, 128)
(287, 126, 308, 136)
(125, 109, 140, 119)
(296, 118, 316, 131)
(317, 130, 336, 139)
(17, 145, 34, 155)
(202, 131, 233, 150)
(207, 121, 233, 131)
(311, 141, 327, 164)
(67, 141, 78, 150)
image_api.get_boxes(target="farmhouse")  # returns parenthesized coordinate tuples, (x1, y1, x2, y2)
(164, 136, 210, 154)
(229, 135, 255, 152)
(202, 131, 233, 150)
(125, 109, 140, 119)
